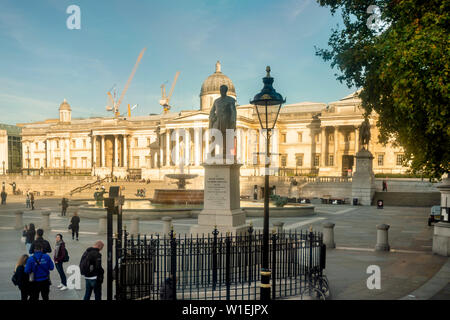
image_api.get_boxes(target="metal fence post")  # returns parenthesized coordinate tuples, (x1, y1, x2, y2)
(170, 228, 177, 300)
(225, 232, 231, 300)
(271, 231, 277, 300)
(212, 226, 218, 290)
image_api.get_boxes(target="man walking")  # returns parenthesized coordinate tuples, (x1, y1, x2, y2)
(1, 189, 6, 205)
(25, 242, 54, 300)
(61, 198, 68, 216)
(30, 193, 35, 210)
(29, 229, 52, 254)
(80, 240, 104, 300)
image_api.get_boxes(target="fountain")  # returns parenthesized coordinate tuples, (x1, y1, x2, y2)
(151, 156, 204, 205)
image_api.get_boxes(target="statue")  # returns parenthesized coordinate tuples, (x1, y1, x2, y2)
(359, 118, 371, 150)
(208, 84, 237, 157)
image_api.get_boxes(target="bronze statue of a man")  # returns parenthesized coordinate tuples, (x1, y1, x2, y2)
(359, 118, 371, 149)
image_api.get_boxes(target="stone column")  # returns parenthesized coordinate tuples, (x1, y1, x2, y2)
(162, 216, 173, 235)
(92, 135, 97, 168)
(101, 136, 105, 167)
(185, 129, 190, 165)
(175, 129, 180, 166)
(375, 224, 390, 251)
(98, 213, 107, 235)
(114, 135, 119, 168)
(130, 216, 140, 236)
(322, 222, 336, 249)
(123, 135, 128, 168)
(46, 139, 50, 168)
(273, 221, 284, 234)
(166, 130, 171, 166)
(321, 127, 326, 167)
(354, 126, 359, 153)
(41, 210, 51, 231)
(334, 126, 338, 168)
(159, 135, 164, 168)
(195, 128, 201, 166)
(15, 211, 23, 230)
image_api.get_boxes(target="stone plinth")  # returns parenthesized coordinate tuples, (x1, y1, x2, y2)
(322, 222, 336, 249)
(162, 216, 173, 235)
(352, 149, 376, 206)
(432, 222, 450, 256)
(375, 224, 390, 251)
(190, 164, 247, 235)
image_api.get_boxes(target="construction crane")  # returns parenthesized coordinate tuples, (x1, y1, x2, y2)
(106, 48, 147, 117)
(159, 71, 180, 113)
(119, 104, 138, 117)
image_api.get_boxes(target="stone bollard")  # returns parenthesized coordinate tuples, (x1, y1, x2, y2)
(41, 210, 51, 231)
(130, 216, 140, 236)
(98, 214, 107, 235)
(322, 222, 336, 249)
(273, 221, 284, 234)
(15, 211, 24, 230)
(375, 224, 390, 251)
(162, 216, 173, 235)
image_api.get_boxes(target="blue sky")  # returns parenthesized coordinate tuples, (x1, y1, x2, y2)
(0, 0, 355, 125)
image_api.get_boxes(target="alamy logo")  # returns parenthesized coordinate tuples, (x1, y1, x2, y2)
(366, 265, 381, 290)
(366, 5, 381, 31)
(66, 265, 81, 289)
(66, 5, 81, 30)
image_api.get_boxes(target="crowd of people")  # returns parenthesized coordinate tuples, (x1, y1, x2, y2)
(13, 215, 105, 300)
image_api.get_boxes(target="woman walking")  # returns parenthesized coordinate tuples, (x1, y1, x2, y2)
(70, 211, 80, 241)
(54, 234, 68, 290)
(25, 223, 35, 253)
(14, 254, 30, 300)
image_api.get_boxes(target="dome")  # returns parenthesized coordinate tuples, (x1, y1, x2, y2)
(59, 99, 71, 111)
(200, 61, 236, 96)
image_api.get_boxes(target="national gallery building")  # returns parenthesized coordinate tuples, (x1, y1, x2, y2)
(18, 62, 407, 179)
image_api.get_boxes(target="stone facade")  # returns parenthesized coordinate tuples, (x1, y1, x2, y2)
(17, 62, 408, 179)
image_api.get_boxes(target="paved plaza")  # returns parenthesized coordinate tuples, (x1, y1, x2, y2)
(0, 195, 448, 300)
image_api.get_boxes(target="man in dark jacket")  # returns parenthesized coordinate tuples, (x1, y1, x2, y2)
(25, 242, 54, 300)
(1, 190, 6, 204)
(61, 198, 68, 216)
(80, 240, 104, 300)
(29, 229, 52, 254)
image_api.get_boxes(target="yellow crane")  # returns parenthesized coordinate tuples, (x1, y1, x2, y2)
(106, 48, 147, 117)
(159, 71, 180, 113)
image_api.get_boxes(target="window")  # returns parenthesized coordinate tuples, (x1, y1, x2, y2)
(83, 140, 86, 149)
(147, 138, 151, 146)
(133, 156, 139, 168)
(281, 155, 287, 167)
(377, 154, 384, 166)
(71, 158, 77, 168)
(34, 159, 39, 168)
(35, 142, 39, 149)
(297, 132, 302, 142)
(396, 154, 404, 166)
(82, 157, 87, 168)
(72, 140, 76, 148)
(296, 154, 303, 167)
(344, 133, 350, 142)
(328, 155, 334, 166)
(329, 134, 334, 142)
(56, 141, 59, 149)
(281, 133, 286, 143)
(314, 154, 320, 167)
(134, 138, 139, 147)
(145, 156, 151, 168)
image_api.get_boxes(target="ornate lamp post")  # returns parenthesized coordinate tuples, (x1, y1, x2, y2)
(250, 66, 285, 300)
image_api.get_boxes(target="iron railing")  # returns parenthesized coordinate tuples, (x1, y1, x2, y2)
(114, 227, 327, 300)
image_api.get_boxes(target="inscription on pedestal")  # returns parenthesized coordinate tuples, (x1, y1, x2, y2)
(205, 175, 228, 208)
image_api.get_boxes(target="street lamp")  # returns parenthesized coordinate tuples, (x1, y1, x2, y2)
(250, 66, 285, 300)
(2, 161, 5, 175)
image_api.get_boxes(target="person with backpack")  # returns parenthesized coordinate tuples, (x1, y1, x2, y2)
(80, 240, 104, 300)
(25, 241, 54, 300)
(70, 211, 80, 241)
(25, 223, 36, 254)
(29, 228, 52, 255)
(54, 233, 69, 291)
(12, 254, 30, 300)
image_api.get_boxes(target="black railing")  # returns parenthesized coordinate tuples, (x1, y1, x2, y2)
(115, 227, 327, 300)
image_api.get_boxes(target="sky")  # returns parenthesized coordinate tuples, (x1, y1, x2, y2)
(0, 0, 355, 125)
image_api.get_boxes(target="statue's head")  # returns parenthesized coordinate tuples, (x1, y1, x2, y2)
(220, 85, 228, 96)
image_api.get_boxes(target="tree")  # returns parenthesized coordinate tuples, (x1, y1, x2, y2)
(315, 0, 449, 179)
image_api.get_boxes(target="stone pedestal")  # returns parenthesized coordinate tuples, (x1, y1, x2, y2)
(130, 216, 140, 236)
(190, 164, 247, 235)
(351, 149, 376, 206)
(322, 222, 336, 249)
(432, 222, 450, 256)
(375, 224, 390, 251)
(162, 216, 173, 236)
(15, 211, 23, 230)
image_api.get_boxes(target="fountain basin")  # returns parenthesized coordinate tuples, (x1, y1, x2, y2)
(152, 189, 204, 204)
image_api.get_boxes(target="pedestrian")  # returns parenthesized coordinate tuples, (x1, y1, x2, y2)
(25, 223, 36, 253)
(1, 189, 7, 204)
(29, 228, 52, 255)
(25, 242, 54, 301)
(11, 181, 16, 194)
(80, 240, 104, 300)
(54, 234, 68, 291)
(30, 193, 35, 210)
(61, 197, 68, 216)
(13, 254, 30, 300)
(159, 274, 175, 300)
(382, 177, 388, 192)
(26, 192, 31, 208)
(70, 211, 80, 240)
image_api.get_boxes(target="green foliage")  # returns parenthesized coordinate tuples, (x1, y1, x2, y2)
(270, 194, 288, 207)
(316, 0, 450, 179)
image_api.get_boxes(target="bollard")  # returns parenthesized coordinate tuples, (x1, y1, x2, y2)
(162, 216, 173, 235)
(98, 214, 107, 235)
(322, 222, 336, 249)
(15, 211, 23, 230)
(272, 221, 284, 234)
(130, 216, 140, 236)
(375, 224, 390, 251)
(41, 210, 51, 231)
